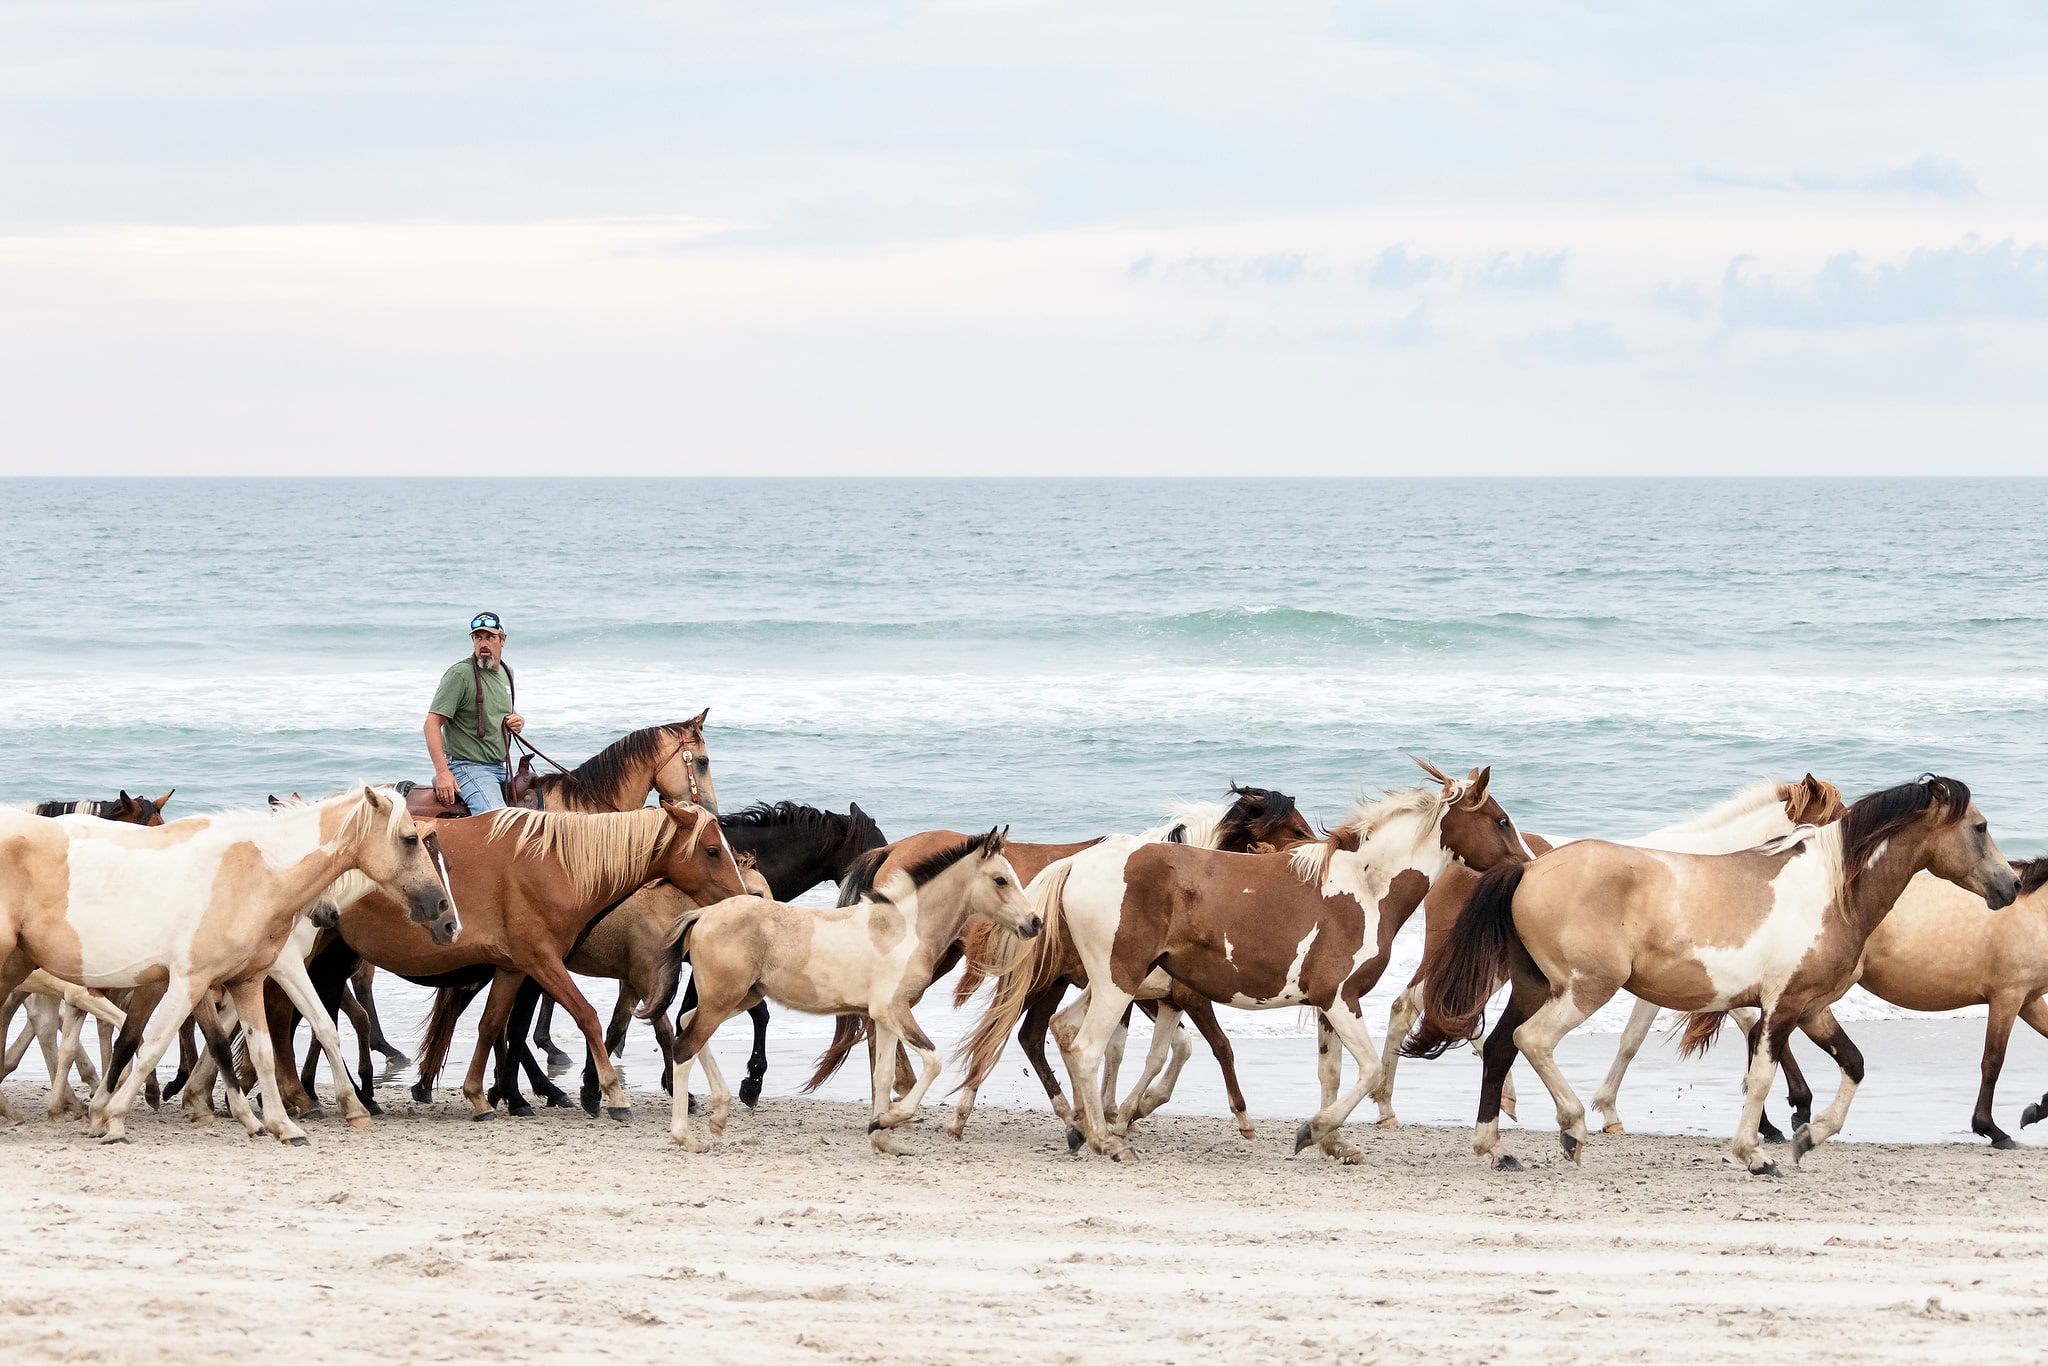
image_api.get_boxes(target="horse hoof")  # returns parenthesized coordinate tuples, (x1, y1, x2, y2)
(608, 1107, 632, 1123)
(1499, 1100, 1518, 1121)
(738, 1079, 763, 1110)
(381, 1050, 412, 1067)
(1293, 1122, 1315, 1155)
(1993, 1135, 2018, 1151)
(1792, 1128, 1814, 1163)
(1110, 1146, 1138, 1164)
(101, 1135, 131, 1145)
(1791, 1109, 1812, 1132)
(289, 1136, 310, 1148)
(1602, 1121, 1625, 1136)
(409, 1082, 432, 1104)
(346, 1116, 374, 1130)
(1759, 1117, 1787, 1144)
(1751, 1161, 1783, 1179)
(579, 1090, 601, 1117)
(471, 1111, 496, 1123)
(543, 1090, 571, 1109)
(1065, 1127, 1085, 1154)
(1493, 1154, 1521, 1172)
(508, 1101, 535, 1118)
(1559, 1131, 1581, 1162)
(546, 1051, 574, 1074)
(687, 1094, 703, 1116)
(1375, 1115, 1399, 1129)
(361, 1097, 383, 1117)
(2024, 1103, 2044, 1129)
(299, 1106, 325, 1122)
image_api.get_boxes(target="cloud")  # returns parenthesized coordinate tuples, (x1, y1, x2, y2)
(1701, 155, 1978, 199)
(1363, 244, 1434, 289)
(1502, 321, 1624, 364)
(1723, 240, 2048, 328)
(1470, 251, 1566, 291)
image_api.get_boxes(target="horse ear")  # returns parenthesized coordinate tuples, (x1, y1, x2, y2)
(156, 789, 174, 811)
(1461, 767, 1492, 809)
(986, 826, 1007, 855)
(687, 707, 710, 730)
(361, 784, 388, 813)
(118, 790, 136, 810)
(268, 794, 283, 810)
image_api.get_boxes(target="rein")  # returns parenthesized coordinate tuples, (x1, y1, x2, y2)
(516, 728, 707, 807)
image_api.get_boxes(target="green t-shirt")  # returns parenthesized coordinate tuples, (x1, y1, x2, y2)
(430, 658, 514, 765)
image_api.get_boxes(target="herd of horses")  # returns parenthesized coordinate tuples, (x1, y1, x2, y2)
(3, 716, 2043, 1178)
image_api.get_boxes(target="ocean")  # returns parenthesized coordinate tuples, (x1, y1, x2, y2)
(5, 477, 2047, 1063)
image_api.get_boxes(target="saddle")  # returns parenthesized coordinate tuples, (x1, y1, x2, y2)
(398, 755, 542, 820)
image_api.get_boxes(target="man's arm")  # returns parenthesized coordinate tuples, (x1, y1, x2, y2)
(425, 713, 459, 805)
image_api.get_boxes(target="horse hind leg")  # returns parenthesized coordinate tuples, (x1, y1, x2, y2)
(2017, 996, 2048, 1129)
(1185, 999, 1253, 1139)
(1790, 1007, 1866, 1162)
(1052, 986, 1137, 1161)
(1590, 995, 1661, 1136)
(1299, 1002, 1385, 1165)
(1967, 993, 2024, 1150)
(1112, 1003, 1181, 1136)
(1373, 979, 1423, 1127)
(532, 996, 574, 1073)
(740, 1000, 771, 1110)
(1511, 975, 1615, 1167)
(1099, 1001, 1133, 1120)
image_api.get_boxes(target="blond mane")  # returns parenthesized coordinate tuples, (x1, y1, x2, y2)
(484, 805, 683, 902)
(1287, 786, 1449, 886)
(1645, 779, 1782, 839)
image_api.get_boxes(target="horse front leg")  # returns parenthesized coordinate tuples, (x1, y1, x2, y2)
(1112, 1002, 1181, 1135)
(1971, 992, 2024, 1149)
(462, 972, 523, 1119)
(1472, 973, 1540, 1170)
(1789, 1007, 1863, 1162)
(1372, 978, 1423, 1127)
(270, 953, 375, 1127)
(869, 1008, 943, 1152)
(1299, 998, 1384, 1165)
(532, 996, 574, 1073)
(1186, 998, 1254, 1139)
(1051, 986, 1137, 1161)
(521, 957, 632, 1121)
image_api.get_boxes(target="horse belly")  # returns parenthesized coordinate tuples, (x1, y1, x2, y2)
(760, 916, 901, 1015)
(1678, 854, 1835, 1010)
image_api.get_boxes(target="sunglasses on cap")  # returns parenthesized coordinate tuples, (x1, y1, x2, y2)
(470, 612, 504, 633)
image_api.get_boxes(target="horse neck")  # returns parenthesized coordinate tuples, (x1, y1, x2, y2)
(1842, 825, 1944, 937)
(546, 753, 656, 813)
(901, 869, 984, 961)
(1638, 803, 1790, 854)
(731, 823, 845, 901)
(1335, 815, 1450, 895)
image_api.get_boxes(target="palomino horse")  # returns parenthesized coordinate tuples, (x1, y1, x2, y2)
(990, 765, 1530, 1163)
(1406, 775, 2019, 1175)
(668, 829, 1042, 1155)
(327, 802, 744, 1120)
(457, 800, 887, 1116)
(1372, 774, 1846, 1136)
(0, 786, 455, 1143)
(940, 785, 1319, 1141)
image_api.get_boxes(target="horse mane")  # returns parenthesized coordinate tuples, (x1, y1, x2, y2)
(537, 722, 700, 806)
(1141, 801, 1227, 848)
(1214, 784, 1304, 850)
(1839, 775, 1972, 901)
(894, 829, 1003, 893)
(835, 846, 889, 907)
(483, 806, 679, 903)
(1288, 786, 1446, 886)
(2015, 857, 2048, 898)
(1648, 779, 1784, 838)
(723, 800, 876, 856)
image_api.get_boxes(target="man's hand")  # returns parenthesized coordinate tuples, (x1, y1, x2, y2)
(505, 712, 525, 736)
(434, 768, 459, 806)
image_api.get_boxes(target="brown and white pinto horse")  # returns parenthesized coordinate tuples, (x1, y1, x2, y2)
(1407, 775, 2020, 1175)
(667, 829, 1040, 1154)
(1374, 774, 1846, 1137)
(990, 765, 1529, 1163)
(327, 802, 743, 1120)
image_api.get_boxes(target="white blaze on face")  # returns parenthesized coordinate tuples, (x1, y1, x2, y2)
(1691, 836, 1840, 1010)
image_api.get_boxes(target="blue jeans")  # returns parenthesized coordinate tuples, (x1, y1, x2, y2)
(448, 759, 508, 813)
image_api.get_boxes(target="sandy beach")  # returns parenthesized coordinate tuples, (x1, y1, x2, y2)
(6, 1014, 2048, 1365)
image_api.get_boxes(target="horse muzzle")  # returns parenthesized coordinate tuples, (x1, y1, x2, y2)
(1986, 869, 2021, 910)
(1013, 914, 1044, 940)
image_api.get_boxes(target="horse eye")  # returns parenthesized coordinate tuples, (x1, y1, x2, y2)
(404, 834, 420, 846)
(1975, 822, 1989, 835)
(994, 876, 1009, 887)
(1496, 817, 1509, 829)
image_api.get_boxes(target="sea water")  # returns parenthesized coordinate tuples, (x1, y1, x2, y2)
(3, 477, 2045, 1083)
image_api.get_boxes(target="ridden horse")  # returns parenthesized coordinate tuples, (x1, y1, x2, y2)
(1372, 774, 1846, 1137)
(667, 829, 1042, 1154)
(462, 799, 887, 1116)
(987, 765, 1530, 1163)
(0, 786, 455, 1143)
(323, 802, 744, 1120)
(1406, 775, 2019, 1175)
(940, 785, 1319, 1141)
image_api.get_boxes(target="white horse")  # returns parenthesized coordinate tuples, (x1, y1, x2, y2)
(0, 786, 456, 1143)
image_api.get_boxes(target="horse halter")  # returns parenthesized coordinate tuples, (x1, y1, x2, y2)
(660, 731, 709, 809)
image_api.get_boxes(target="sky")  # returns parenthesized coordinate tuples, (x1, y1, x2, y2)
(2, 1, 2046, 476)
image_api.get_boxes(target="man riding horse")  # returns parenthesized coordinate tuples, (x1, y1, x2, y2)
(425, 612, 527, 814)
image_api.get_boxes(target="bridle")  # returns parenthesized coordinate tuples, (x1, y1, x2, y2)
(512, 726, 710, 809)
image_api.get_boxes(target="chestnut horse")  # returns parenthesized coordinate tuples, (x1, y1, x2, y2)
(323, 802, 743, 1120)
(982, 764, 1530, 1163)
(1407, 775, 2019, 1175)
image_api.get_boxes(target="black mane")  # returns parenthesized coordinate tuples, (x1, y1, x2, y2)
(2015, 857, 2048, 898)
(1840, 774, 1971, 897)
(1213, 783, 1304, 850)
(836, 828, 1003, 906)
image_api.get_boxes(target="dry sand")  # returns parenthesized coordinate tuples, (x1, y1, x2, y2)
(5, 1067, 2048, 1365)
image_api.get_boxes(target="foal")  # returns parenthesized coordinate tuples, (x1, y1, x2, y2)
(1407, 775, 2019, 1175)
(668, 829, 1041, 1155)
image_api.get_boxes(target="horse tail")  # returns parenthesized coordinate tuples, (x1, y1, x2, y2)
(1677, 1010, 1729, 1060)
(414, 986, 470, 1088)
(1402, 861, 1527, 1060)
(952, 920, 996, 1007)
(801, 1015, 869, 1093)
(636, 901, 710, 1023)
(952, 855, 1075, 1092)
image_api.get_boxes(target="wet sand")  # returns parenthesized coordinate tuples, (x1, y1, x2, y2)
(6, 1013, 2048, 1364)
